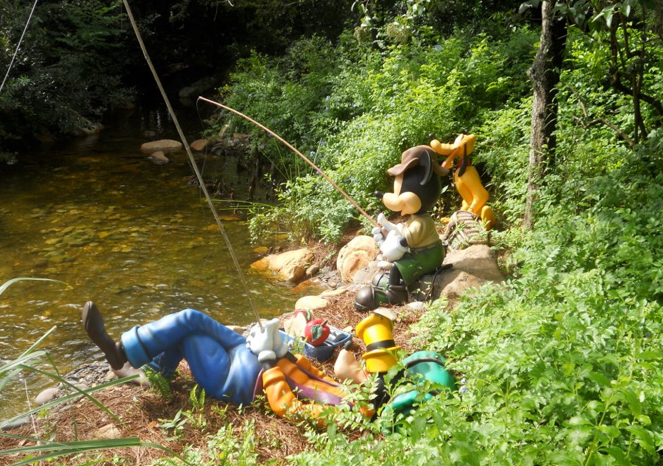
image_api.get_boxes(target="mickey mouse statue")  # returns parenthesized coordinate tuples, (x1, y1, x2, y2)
(354, 145, 449, 311)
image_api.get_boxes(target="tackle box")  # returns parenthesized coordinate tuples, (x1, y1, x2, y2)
(279, 325, 352, 362)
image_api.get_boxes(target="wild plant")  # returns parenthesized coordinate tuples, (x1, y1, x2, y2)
(0, 278, 183, 465)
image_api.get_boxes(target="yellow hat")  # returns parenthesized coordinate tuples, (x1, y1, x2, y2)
(356, 313, 401, 373)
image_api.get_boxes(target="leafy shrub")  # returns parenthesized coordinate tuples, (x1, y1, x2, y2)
(290, 144, 663, 464)
(228, 27, 537, 242)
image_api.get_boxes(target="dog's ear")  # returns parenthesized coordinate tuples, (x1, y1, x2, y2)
(419, 150, 434, 186)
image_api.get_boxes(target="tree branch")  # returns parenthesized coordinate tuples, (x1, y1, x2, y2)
(610, 76, 663, 116)
(567, 86, 636, 148)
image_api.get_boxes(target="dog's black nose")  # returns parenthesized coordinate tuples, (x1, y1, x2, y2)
(374, 191, 384, 200)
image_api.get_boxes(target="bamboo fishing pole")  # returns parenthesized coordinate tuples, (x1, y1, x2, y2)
(121, 0, 264, 330)
(197, 96, 379, 229)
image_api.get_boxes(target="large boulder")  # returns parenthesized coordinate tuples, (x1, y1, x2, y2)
(250, 248, 315, 283)
(411, 244, 504, 303)
(336, 235, 379, 284)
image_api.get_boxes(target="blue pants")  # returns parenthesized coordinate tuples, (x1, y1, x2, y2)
(120, 309, 262, 406)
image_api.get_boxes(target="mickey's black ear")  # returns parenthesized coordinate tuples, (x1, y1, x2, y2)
(419, 150, 434, 186)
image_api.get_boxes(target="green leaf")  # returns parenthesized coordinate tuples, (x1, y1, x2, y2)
(588, 371, 611, 387)
(600, 446, 629, 466)
(623, 3, 631, 17)
(598, 424, 621, 440)
(625, 425, 655, 453)
(0, 438, 185, 466)
(636, 351, 662, 360)
(549, 450, 583, 466)
(620, 389, 641, 416)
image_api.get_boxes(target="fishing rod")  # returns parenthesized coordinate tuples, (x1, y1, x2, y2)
(121, 0, 264, 331)
(0, 0, 39, 95)
(197, 96, 379, 229)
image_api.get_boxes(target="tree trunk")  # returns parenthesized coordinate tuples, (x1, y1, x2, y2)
(523, 1, 566, 230)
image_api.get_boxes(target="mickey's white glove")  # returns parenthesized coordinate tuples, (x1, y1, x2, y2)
(246, 318, 288, 363)
(372, 225, 385, 246)
(377, 213, 400, 233)
(373, 213, 402, 246)
(380, 230, 408, 262)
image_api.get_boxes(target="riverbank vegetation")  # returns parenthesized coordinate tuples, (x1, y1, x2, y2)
(3, 0, 663, 465)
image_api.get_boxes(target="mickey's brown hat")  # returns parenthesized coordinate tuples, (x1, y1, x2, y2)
(387, 145, 448, 177)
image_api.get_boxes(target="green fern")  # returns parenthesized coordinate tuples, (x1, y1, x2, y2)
(142, 366, 173, 402)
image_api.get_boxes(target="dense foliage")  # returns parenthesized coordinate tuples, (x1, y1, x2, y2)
(221, 26, 538, 242)
(0, 0, 353, 159)
(0, 0, 134, 158)
(211, 1, 663, 465)
(3, 0, 663, 465)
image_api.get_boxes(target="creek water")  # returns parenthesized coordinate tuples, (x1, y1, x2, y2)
(0, 105, 318, 420)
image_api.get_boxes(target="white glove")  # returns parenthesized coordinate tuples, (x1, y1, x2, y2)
(380, 230, 408, 262)
(374, 213, 403, 246)
(377, 213, 400, 233)
(372, 225, 385, 246)
(246, 318, 288, 362)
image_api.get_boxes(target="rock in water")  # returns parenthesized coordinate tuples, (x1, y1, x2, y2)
(140, 139, 182, 154)
(148, 151, 169, 165)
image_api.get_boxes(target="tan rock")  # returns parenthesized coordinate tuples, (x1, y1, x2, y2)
(290, 278, 325, 294)
(351, 260, 382, 285)
(429, 244, 504, 303)
(282, 311, 310, 338)
(442, 244, 504, 283)
(80, 121, 104, 136)
(320, 287, 350, 297)
(140, 139, 183, 154)
(250, 258, 270, 272)
(226, 325, 246, 335)
(190, 139, 209, 152)
(95, 424, 122, 439)
(35, 387, 59, 405)
(294, 295, 329, 311)
(337, 236, 379, 284)
(306, 263, 320, 276)
(374, 308, 397, 321)
(250, 248, 314, 283)
(147, 151, 169, 165)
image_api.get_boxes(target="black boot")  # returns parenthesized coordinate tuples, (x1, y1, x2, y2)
(354, 286, 378, 311)
(385, 285, 408, 305)
(354, 284, 409, 311)
(81, 301, 128, 370)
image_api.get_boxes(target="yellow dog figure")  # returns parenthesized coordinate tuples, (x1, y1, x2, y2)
(429, 134, 495, 230)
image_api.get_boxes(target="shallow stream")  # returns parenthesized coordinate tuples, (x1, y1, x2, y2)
(0, 105, 316, 420)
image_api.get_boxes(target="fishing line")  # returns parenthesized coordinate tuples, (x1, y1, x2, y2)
(198, 96, 379, 228)
(121, 0, 264, 330)
(0, 0, 39, 96)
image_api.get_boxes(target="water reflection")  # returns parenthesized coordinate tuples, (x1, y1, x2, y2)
(0, 106, 316, 418)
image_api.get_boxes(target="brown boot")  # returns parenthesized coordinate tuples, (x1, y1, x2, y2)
(81, 301, 127, 370)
